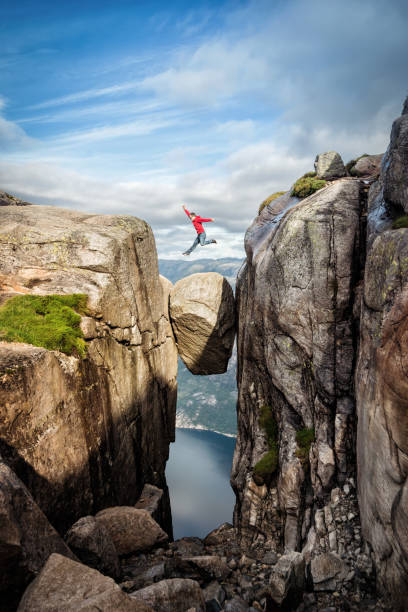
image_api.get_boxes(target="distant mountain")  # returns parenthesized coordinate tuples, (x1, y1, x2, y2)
(158, 257, 244, 289)
(158, 257, 242, 437)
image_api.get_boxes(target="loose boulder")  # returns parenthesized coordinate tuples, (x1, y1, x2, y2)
(17, 553, 152, 611)
(65, 515, 120, 579)
(95, 507, 168, 555)
(351, 154, 383, 177)
(310, 553, 348, 592)
(130, 578, 205, 612)
(314, 151, 346, 179)
(169, 272, 235, 375)
(0, 458, 75, 610)
(268, 551, 305, 607)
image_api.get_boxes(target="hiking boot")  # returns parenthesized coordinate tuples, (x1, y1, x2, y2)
(182, 251, 190, 255)
(211, 240, 217, 244)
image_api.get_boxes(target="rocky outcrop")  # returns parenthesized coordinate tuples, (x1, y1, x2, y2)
(17, 553, 152, 611)
(383, 102, 408, 212)
(314, 151, 346, 179)
(169, 272, 235, 375)
(356, 98, 408, 607)
(232, 178, 364, 552)
(0, 191, 32, 206)
(232, 97, 408, 609)
(0, 458, 76, 610)
(0, 205, 177, 533)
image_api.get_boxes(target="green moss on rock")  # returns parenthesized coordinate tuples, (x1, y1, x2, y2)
(392, 215, 408, 230)
(291, 174, 326, 198)
(258, 191, 286, 215)
(295, 428, 315, 464)
(345, 154, 369, 175)
(254, 405, 279, 481)
(0, 294, 88, 357)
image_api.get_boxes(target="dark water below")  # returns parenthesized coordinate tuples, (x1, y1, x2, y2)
(166, 428, 236, 540)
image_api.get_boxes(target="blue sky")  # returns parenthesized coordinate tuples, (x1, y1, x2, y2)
(1, 0, 407, 258)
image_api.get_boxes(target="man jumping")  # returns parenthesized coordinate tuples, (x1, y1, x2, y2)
(181, 204, 217, 255)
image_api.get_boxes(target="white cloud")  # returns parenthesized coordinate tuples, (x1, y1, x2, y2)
(27, 81, 142, 110)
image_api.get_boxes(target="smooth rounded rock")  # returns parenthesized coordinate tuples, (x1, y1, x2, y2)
(169, 272, 235, 375)
(130, 578, 205, 612)
(95, 507, 168, 556)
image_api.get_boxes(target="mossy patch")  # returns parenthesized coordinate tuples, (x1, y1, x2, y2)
(254, 405, 279, 481)
(392, 215, 408, 230)
(258, 191, 286, 215)
(291, 173, 326, 198)
(295, 428, 315, 464)
(0, 294, 88, 357)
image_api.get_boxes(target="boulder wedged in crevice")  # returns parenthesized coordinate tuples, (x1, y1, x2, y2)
(169, 272, 235, 375)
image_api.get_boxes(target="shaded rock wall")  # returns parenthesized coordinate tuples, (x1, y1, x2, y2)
(0, 205, 177, 534)
(356, 100, 408, 607)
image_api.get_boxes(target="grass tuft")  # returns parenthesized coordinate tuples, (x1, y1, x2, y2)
(392, 215, 408, 230)
(258, 191, 286, 215)
(295, 427, 315, 464)
(254, 405, 279, 481)
(291, 175, 326, 198)
(0, 294, 88, 357)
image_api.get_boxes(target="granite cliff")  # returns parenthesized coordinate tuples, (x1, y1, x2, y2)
(231, 99, 408, 609)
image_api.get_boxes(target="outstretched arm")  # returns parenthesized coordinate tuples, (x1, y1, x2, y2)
(182, 204, 190, 217)
(196, 217, 214, 222)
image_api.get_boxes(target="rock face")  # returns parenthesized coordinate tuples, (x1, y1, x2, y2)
(356, 96, 408, 606)
(383, 98, 408, 212)
(169, 272, 235, 375)
(315, 151, 346, 179)
(0, 458, 76, 610)
(0, 205, 177, 533)
(17, 553, 152, 611)
(232, 97, 408, 608)
(232, 178, 364, 551)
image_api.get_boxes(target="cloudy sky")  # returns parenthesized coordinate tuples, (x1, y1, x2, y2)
(1, 0, 407, 258)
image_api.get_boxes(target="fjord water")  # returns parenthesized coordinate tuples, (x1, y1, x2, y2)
(166, 428, 236, 539)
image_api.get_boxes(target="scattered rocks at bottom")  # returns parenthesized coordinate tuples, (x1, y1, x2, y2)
(95, 507, 168, 556)
(314, 151, 346, 179)
(268, 551, 305, 607)
(17, 553, 152, 611)
(203, 581, 226, 607)
(223, 596, 249, 612)
(130, 577, 205, 612)
(65, 515, 120, 579)
(0, 459, 76, 611)
(310, 552, 348, 592)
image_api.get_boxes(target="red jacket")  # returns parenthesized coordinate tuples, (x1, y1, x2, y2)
(184, 208, 213, 234)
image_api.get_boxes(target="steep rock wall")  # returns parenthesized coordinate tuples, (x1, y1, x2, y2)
(0, 205, 177, 533)
(356, 100, 408, 607)
(232, 180, 365, 551)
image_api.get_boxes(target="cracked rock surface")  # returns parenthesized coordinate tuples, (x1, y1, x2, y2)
(0, 205, 177, 535)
